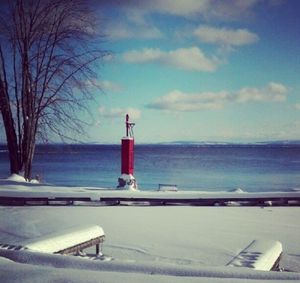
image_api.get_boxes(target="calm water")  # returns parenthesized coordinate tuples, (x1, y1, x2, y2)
(0, 144, 300, 192)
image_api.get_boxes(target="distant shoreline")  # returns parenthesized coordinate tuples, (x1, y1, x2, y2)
(1, 141, 300, 147)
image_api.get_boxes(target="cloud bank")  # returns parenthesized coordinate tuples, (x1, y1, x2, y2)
(147, 82, 288, 112)
(295, 103, 300, 110)
(100, 0, 263, 20)
(194, 25, 259, 46)
(123, 47, 219, 72)
(105, 22, 163, 40)
(86, 80, 122, 92)
(99, 107, 141, 119)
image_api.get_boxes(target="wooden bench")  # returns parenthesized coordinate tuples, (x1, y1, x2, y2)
(227, 240, 282, 271)
(158, 184, 178, 192)
(25, 225, 105, 256)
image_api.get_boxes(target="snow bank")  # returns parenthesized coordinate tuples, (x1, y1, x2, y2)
(2, 257, 299, 283)
(6, 174, 27, 183)
(6, 174, 40, 184)
(1, 248, 300, 281)
(228, 188, 245, 193)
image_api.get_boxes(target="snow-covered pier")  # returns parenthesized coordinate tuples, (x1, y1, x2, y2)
(0, 192, 300, 206)
(0, 176, 300, 206)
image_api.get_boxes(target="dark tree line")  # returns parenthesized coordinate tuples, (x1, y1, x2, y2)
(0, 0, 107, 180)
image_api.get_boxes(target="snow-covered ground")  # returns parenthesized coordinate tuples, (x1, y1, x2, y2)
(1, 176, 300, 282)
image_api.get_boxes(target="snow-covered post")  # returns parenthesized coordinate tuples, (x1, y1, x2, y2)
(117, 114, 138, 190)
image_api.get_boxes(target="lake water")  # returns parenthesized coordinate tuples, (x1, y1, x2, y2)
(0, 144, 300, 192)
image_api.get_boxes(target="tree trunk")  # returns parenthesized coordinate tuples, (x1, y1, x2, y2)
(0, 82, 20, 175)
(22, 122, 36, 180)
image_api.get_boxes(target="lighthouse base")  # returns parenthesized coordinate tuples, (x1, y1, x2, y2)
(117, 174, 138, 191)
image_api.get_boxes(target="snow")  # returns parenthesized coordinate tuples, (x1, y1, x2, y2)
(0, 178, 300, 282)
(25, 225, 104, 254)
(158, 184, 178, 192)
(6, 174, 40, 184)
(6, 174, 27, 183)
(1, 176, 300, 201)
(228, 188, 245, 194)
(1, 255, 299, 283)
(118, 173, 135, 181)
(118, 173, 138, 190)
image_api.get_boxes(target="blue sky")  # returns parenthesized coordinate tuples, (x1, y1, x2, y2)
(1, 1, 299, 146)
(51, 1, 300, 143)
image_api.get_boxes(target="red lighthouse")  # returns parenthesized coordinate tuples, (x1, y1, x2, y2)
(117, 114, 138, 190)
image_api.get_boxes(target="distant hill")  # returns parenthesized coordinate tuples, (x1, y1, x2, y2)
(1, 140, 300, 147)
(157, 140, 300, 146)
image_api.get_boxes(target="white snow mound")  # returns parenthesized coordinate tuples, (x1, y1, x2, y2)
(6, 174, 27, 183)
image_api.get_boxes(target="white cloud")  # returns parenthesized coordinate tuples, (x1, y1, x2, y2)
(98, 81, 122, 92)
(99, 107, 141, 120)
(105, 24, 132, 40)
(262, 120, 300, 141)
(100, 0, 285, 47)
(123, 47, 219, 72)
(149, 0, 211, 17)
(204, 0, 261, 20)
(103, 0, 265, 20)
(295, 103, 300, 110)
(267, 81, 288, 94)
(236, 82, 288, 103)
(147, 82, 289, 112)
(147, 90, 229, 111)
(123, 48, 163, 63)
(105, 22, 163, 40)
(194, 25, 259, 46)
(86, 80, 122, 92)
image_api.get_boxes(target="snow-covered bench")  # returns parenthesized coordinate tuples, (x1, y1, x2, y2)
(227, 240, 282, 271)
(25, 225, 105, 256)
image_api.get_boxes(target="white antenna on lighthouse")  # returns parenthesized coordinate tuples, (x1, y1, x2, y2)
(126, 114, 135, 138)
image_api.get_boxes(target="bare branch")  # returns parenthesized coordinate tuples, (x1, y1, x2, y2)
(0, 0, 107, 178)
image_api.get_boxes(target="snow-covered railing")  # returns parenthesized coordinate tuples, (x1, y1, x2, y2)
(1, 194, 300, 206)
(227, 240, 282, 271)
(1, 182, 300, 206)
(25, 225, 105, 256)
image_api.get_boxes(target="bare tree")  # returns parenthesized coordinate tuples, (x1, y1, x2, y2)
(0, 0, 107, 180)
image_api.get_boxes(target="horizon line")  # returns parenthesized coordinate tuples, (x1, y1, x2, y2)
(1, 140, 300, 146)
